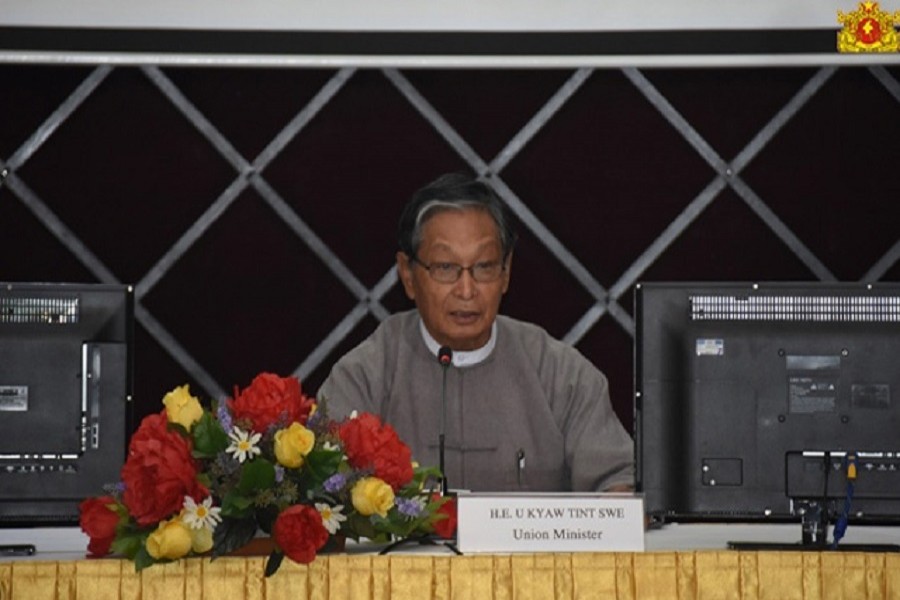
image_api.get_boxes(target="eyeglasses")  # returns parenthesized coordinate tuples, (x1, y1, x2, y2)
(411, 256, 506, 284)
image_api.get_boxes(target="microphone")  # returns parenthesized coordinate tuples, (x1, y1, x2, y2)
(438, 346, 452, 368)
(437, 346, 452, 496)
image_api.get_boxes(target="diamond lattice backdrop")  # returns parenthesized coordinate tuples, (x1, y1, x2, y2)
(2, 64, 900, 431)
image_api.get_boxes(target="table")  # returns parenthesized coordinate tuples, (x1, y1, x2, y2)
(2, 524, 899, 599)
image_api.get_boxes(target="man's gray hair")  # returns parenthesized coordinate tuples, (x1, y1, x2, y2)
(398, 174, 517, 259)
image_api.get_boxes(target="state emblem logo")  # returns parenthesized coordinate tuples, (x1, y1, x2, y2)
(838, 2, 900, 52)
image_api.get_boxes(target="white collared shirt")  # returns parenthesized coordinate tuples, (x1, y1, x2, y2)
(418, 317, 497, 367)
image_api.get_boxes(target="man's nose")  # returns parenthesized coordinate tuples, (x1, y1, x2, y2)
(454, 269, 478, 298)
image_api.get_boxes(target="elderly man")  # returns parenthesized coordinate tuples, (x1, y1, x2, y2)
(319, 173, 634, 492)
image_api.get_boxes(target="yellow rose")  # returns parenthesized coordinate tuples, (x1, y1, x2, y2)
(351, 477, 394, 517)
(146, 518, 193, 560)
(163, 385, 203, 431)
(190, 526, 214, 554)
(274, 422, 315, 469)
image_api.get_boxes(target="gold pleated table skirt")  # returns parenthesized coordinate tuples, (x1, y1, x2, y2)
(2, 551, 900, 600)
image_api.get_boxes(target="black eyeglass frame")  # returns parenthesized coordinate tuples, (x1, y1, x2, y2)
(409, 255, 508, 284)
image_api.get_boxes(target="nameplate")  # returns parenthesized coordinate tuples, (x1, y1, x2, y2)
(456, 492, 644, 553)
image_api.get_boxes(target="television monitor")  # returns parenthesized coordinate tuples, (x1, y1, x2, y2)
(635, 282, 900, 545)
(0, 282, 133, 525)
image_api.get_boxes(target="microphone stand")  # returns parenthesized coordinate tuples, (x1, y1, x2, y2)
(438, 346, 451, 497)
(380, 346, 461, 556)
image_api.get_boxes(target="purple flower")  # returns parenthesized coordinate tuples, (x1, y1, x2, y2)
(102, 481, 126, 497)
(217, 403, 233, 434)
(275, 465, 285, 483)
(324, 473, 347, 493)
(395, 497, 424, 518)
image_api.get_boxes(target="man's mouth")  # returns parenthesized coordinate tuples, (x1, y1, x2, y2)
(449, 310, 480, 324)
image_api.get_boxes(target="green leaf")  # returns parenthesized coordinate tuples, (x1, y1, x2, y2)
(212, 516, 259, 558)
(344, 512, 387, 542)
(264, 551, 285, 577)
(238, 459, 276, 495)
(110, 501, 131, 521)
(413, 465, 443, 481)
(221, 491, 254, 518)
(192, 412, 229, 458)
(372, 510, 425, 539)
(304, 450, 343, 484)
(403, 465, 444, 493)
(133, 546, 157, 571)
(110, 532, 145, 559)
(110, 521, 155, 560)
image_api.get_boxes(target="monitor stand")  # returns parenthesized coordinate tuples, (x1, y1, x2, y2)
(727, 500, 900, 552)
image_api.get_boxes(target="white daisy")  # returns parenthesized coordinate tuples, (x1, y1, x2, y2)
(349, 410, 359, 419)
(316, 502, 347, 534)
(322, 441, 341, 452)
(226, 427, 262, 463)
(182, 496, 223, 531)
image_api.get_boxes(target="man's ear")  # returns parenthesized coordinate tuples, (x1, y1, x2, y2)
(396, 252, 416, 300)
(501, 251, 513, 295)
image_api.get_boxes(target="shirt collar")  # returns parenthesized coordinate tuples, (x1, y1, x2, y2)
(418, 317, 497, 368)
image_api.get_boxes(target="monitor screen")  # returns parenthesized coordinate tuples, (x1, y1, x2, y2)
(635, 282, 900, 526)
(0, 282, 133, 525)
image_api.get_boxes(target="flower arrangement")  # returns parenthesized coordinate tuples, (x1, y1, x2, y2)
(79, 372, 456, 575)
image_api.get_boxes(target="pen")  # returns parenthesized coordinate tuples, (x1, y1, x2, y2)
(516, 448, 525, 486)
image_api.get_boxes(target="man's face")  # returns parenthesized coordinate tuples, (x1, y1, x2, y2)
(397, 208, 511, 351)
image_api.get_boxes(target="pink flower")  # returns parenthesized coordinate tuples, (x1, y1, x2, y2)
(432, 495, 458, 539)
(78, 496, 119, 556)
(121, 412, 207, 526)
(273, 504, 330, 564)
(229, 373, 314, 433)
(338, 413, 413, 490)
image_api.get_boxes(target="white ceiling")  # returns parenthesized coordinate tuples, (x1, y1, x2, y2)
(2, 0, 851, 32)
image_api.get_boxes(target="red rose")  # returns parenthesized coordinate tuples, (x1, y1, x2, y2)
(432, 495, 458, 539)
(121, 412, 207, 526)
(78, 496, 120, 556)
(273, 504, 329, 564)
(229, 373, 314, 433)
(338, 413, 414, 490)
